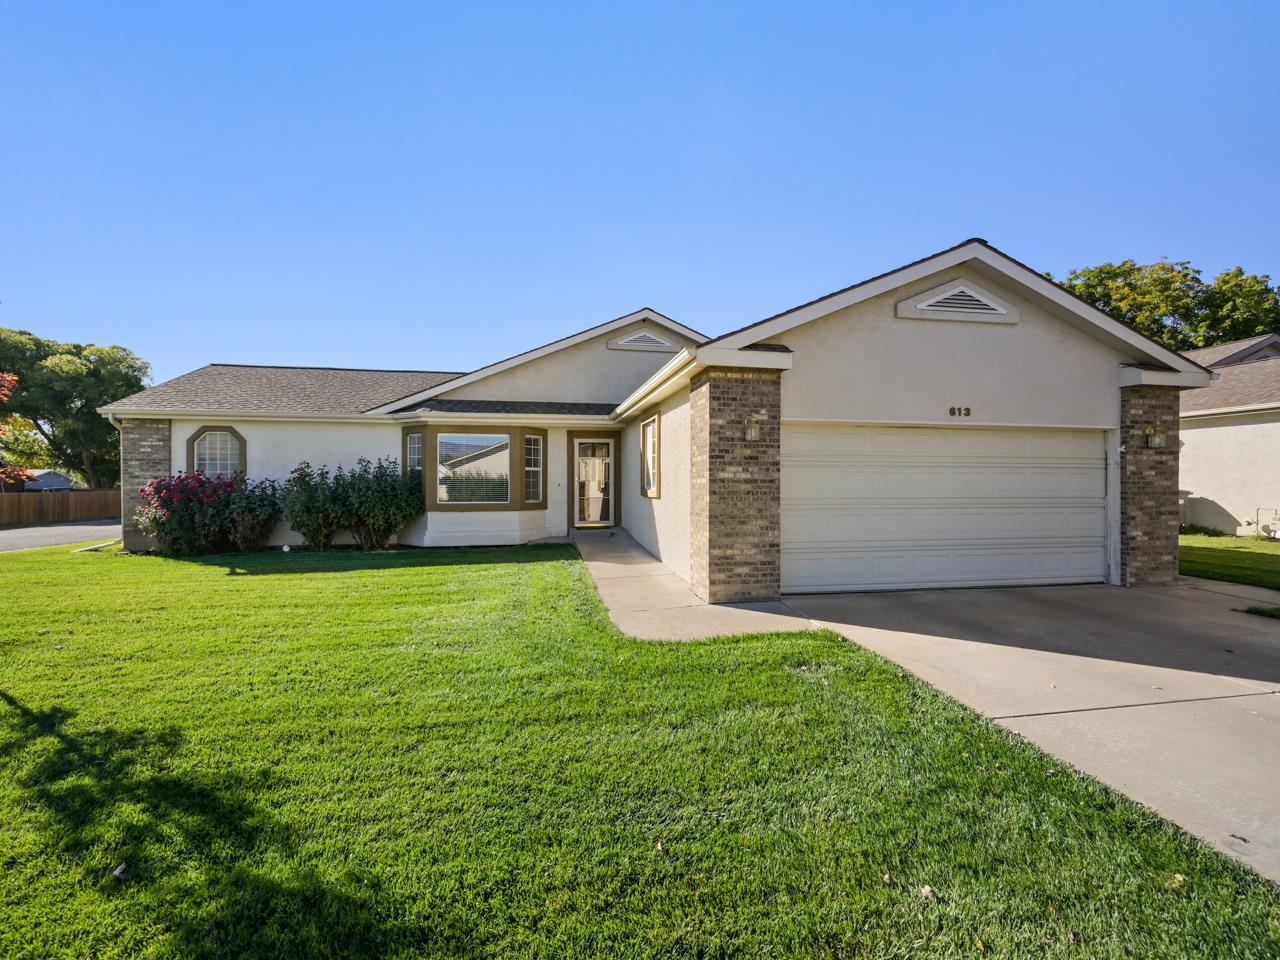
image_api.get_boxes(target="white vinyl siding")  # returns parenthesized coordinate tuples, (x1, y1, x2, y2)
(781, 425, 1106, 592)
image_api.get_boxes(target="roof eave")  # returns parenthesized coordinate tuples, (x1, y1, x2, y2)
(612, 344, 794, 421)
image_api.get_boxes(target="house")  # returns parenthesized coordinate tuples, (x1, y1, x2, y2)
(1180, 333, 1280, 535)
(101, 239, 1211, 600)
(23, 469, 77, 492)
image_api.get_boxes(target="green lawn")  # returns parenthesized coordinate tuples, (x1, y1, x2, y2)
(3, 545, 1277, 958)
(1180, 533, 1280, 591)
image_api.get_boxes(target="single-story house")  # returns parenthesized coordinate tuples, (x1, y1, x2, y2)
(1180, 333, 1280, 535)
(101, 239, 1212, 600)
(23, 469, 78, 492)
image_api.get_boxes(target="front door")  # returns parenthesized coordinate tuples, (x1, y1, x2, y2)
(575, 439, 614, 527)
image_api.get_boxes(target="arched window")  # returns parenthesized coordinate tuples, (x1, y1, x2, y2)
(188, 426, 245, 476)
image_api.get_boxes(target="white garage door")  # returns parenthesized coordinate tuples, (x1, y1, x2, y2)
(781, 425, 1107, 592)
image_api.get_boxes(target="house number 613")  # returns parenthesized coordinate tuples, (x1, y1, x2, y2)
(949, 406, 971, 417)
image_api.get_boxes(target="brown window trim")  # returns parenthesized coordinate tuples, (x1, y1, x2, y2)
(522, 432, 547, 508)
(401, 425, 424, 475)
(567, 428, 624, 530)
(640, 409, 660, 499)
(186, 425, 247, 475)
(424, 423, 548, 513)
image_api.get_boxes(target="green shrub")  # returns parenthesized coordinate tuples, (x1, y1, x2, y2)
(135, 473, 236, 555)
(282, 463, 344, 550)
(334, 457, 423, 550)
(227, 477, 283, 551)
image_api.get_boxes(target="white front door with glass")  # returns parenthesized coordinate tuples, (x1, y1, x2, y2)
(575, 439, 614, 526)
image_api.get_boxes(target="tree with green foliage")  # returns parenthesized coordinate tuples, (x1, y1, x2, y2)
(1056, 260, 1280, 352)
(0, 329, 149, 489)
(0, 372, 33, 489)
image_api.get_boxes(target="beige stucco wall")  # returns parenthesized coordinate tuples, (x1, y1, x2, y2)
(621, 387, 692, 582)
(441, 320, 697, 403)
(1180, 413, 1280, 534)
(767, 265, 1133, 428)
(169, 418, 572, 547)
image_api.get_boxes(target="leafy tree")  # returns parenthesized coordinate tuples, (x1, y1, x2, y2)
(1056, 260, 1280, 352)
(0, 373, 33, 489)
(1, 415, 60, 471)
(0, 330, 149, 488)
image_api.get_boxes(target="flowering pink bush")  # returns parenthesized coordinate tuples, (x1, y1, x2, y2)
(135, 472, 238, 554)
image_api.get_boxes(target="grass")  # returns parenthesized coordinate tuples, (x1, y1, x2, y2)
(2, 545, 1277, 959)
(1244, 607, 1280, 620)
(1180, 533, 1280, 591)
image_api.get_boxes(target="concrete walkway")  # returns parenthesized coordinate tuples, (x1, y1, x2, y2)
(573, 530, 809, 639)
(574, 530, 1280, 881)
(0, 519, 121, 553)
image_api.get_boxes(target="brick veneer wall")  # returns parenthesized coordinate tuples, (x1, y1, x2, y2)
(1119, 385, 1180, 586)
(119, 418, 171, 552)
(689, 367, 782, 602)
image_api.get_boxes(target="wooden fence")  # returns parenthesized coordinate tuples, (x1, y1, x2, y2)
(0, 490, 121, 527)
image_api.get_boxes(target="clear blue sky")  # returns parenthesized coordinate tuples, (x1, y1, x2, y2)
(3, 2, 1277, 384)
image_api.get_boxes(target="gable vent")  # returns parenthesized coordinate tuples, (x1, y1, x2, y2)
(895, 279, 1018, 324)
(622, 331, 669, 346)
(919, 287, 1004, 314)
(608, 328, 679, 352)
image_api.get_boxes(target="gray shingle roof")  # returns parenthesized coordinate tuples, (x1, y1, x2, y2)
(402, 399, 618, 416)
(1181, 356, 1280, 414)
(102, 364, 462, 416)
(1183, 334, 1280, 368)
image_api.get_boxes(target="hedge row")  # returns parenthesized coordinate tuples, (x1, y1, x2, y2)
(136, 458, 422, 555)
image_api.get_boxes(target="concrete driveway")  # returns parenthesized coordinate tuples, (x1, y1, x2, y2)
(0, 519, 121, 553)
(787, 578, 1280, 881)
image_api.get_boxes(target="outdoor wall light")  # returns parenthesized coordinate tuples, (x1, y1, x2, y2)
(744, 415, 761, 442)
(1144, 425, 1166, 448)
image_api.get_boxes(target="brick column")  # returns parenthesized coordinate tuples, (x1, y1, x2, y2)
(119, 418, 172, 552)
(1119, 385, 1180, 586)
(690, 367, 781, 603)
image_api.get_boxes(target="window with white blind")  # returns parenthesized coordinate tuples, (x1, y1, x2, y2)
(524, 434, 543, 503)
(437, 433, 510, 503)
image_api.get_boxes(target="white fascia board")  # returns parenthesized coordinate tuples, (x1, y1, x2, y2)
(365, 308, 708, 415)
(97, 408, 382, 424)
(711, 241, 1211, 381)
(612, 351, 698, 420)
(388, 412, 616, 427)
(693, 346, 793, 369)
(1181, 402, 1280, 421)
(1120, 366, 1214, 388)
(611, 345, 793, 421)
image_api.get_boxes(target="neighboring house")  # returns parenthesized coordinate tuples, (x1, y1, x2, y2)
(1180, 333, 1280, 535)
(23, 469, 77, 492)
(101, 239, 1211, 599)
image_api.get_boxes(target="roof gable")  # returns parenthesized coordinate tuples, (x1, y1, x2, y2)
(1182, 355, 1280, 416)
(368, 308, 707, 414)
(705, 239, 1209, 381)
(1184, 333, 1280, 369)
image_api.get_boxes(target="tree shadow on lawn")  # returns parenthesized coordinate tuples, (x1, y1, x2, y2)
(0, 691, 473, 958)
(138, 541, 579, 577)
